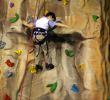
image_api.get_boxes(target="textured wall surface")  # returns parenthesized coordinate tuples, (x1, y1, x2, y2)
(0, 0, 110, 100)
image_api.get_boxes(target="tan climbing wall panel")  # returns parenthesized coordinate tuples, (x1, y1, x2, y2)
(0, 0, 110, 100)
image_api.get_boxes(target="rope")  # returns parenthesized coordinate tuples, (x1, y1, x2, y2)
(0, 22, 4, 41)
(20, 0, 46, 99)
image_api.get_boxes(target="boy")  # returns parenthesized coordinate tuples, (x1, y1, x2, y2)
(22, 12, 70, 71)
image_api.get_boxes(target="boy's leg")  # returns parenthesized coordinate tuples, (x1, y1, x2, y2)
(35, 44, 43, 71)
(42, 42, 54, 70)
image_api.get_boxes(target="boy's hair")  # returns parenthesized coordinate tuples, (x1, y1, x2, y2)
(45, 12, 56, 21)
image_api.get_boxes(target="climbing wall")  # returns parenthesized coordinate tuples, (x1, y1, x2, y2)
(0, 0, 110, 100)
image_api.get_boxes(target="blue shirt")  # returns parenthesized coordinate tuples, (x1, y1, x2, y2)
(48, 20, 56, 28)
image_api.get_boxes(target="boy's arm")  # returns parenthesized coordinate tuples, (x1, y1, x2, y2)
(55, 22, 71, 28)
(22, 20, 34, 29)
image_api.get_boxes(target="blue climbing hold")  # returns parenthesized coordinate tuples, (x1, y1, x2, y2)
(71, 84, 79, 93)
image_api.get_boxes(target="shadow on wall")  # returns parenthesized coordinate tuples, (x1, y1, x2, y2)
(47, 31, 95, 45)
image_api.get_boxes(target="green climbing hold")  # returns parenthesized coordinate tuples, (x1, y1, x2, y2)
(9, 13, 19, 23)
(107, 98, 110, 100)
(47, 82, 57, 92)
(65, 49, 74, 57)
(92, 15, 99, 22)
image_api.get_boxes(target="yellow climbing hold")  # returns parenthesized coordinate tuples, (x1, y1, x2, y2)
(63, 0, 69, 5)
(29, 66, 37, 74)
(45, 10, 49, 15)
(14, 50, 23, 56)
(79, 64, 85, 70)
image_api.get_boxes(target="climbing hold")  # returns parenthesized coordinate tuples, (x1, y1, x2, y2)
(4, 94, 11, 100)
(27, 15, 33, 23)
(9, 13, 19, 23)
(10, 27, 15, 30)
(79, 64, 85, 70)
(14, 50, 23, 56)
(47, 82, 57, 92)
(92, 15, 99, 22)
(45, 10, 49, 15)
(5, 59, 15, 67)
(63, 0, 69, 5)
(35, 64, 43, 72)
(9, 2, 14, 8)
(4, 70, 13, 78)
(0, 41, 6, 49)
(71, 84, 79, 93)
(65, 49, 74, 57)
(29, 66, 37, 74)
(107, 98, 110, 100)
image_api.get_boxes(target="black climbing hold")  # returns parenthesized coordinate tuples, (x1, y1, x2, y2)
(0, 41, 6, 49)
(46, 63, 54, 70)
(35, 64, 43, 72)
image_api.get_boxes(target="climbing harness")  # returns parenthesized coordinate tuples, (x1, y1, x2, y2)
(32, 27, 49, 56)
(33, 28, 47, 45)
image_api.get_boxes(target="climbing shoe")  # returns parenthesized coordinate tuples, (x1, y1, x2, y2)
(35, 64, 43, 72)
(46, 63, 54, 70)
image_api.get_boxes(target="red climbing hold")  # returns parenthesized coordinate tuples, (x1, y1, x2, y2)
(4, 94, 11, 100)
(5, 59, 15, 67)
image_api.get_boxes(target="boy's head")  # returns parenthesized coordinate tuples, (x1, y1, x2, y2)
(45, 12, 56, 21)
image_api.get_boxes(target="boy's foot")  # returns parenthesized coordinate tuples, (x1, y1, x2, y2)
(35, 64, 43, 72)
(46, 63, 54, 70)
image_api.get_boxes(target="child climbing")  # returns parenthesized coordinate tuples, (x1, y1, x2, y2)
(22, 12, 70, 71)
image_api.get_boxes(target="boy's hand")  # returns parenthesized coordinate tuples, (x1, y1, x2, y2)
(22, 20, 34, 29)
(22, 20, 27, 25)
